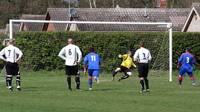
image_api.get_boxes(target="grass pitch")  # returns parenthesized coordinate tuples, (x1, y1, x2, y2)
(0, 70, 200, 112)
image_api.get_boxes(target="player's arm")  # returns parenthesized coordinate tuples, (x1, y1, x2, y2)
(58, 47, 66, 60)
(132, 61, 137, 68)
(83, 55, 88, 75)
(148, 51, 152, 61)
(76, 46, 82, 63)
(119, 54, 127, 59)
(98, 54, 101, 65)
(118, 54, 122, 58)
(192, 55, 196, 70)
(177, 54, 183, 68)
(192, 55, 196, 65)
(133, 50, 139, 62)
(0, 48, 6, 62)
(16, 48, 23, 63)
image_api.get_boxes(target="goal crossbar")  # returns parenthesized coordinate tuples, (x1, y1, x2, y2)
(9, 19, 173, 82)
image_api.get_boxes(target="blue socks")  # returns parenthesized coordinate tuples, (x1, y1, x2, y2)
(88, 78, 93, 88)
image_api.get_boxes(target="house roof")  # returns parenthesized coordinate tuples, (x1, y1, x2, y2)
(192, 3, 200, 16)
(46, 8, 190, 31)
(20, 14, 46, 31)
(46, 8, 71, 31)
(182, 3, 200, 32)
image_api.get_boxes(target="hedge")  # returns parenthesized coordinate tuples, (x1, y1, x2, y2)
(0, 32, 199, 71)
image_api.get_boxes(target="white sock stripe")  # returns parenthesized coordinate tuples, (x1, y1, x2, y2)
(115, 68, 121, 72)
(7, 78, 12, 80)
(140, 77, 144, 80)
(127, 72, 132, 76)
(6, 75, 12, 77)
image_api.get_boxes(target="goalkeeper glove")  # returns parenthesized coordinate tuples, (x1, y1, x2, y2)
(118, 54, 122, 58)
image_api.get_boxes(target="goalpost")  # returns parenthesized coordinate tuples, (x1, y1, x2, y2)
(9, 19, 173, 82)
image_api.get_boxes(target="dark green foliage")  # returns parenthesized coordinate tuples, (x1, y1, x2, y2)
(14, 32, 67, 71)
(0, 32, 200, 71)
(173, 32, 200, 68)
(0, 34, 8, 69)
(1, 0, 200, 28)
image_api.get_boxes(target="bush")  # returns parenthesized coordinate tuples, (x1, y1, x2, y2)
(0, 32, 199, 71)
(173, 32, 200, 68)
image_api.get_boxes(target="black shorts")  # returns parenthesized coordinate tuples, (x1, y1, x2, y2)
(120, 66, 131, 73)
(65, 65, 78, 76)
(138, 63, 149, 78)
(5, 62, 19, 76)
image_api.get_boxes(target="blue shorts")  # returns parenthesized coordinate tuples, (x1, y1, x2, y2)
(88, 69, 99, 77)
(179, 65, 193, 76)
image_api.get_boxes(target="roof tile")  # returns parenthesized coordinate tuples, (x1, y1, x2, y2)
(46, 8, 191, 31)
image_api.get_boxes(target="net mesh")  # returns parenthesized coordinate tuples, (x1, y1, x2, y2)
(10, 21, 170, 72)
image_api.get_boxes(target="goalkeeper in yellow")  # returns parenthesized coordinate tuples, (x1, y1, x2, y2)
(112, 51, 136, 81)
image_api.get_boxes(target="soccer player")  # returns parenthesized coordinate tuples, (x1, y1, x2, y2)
(112, 51, 136, 81)
(0, 39, 23, 91)
(84, 48, 101, 90)
(58, 38, 82, 91)
(177, 47, 196, 86)
(134, 42, 152, 93)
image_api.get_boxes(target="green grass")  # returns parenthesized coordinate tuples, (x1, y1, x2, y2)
(0, 70, 200, 112)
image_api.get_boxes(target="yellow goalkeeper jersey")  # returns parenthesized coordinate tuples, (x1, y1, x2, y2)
(120, 54, 136, 69)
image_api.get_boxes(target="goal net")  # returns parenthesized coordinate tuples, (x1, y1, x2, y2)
(8, 19, 173, 81)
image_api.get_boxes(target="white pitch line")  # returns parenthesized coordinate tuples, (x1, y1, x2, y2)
(97, 79, 112, 82)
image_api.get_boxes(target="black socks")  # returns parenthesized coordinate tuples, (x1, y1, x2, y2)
(144, 78, 149, 89)
(140, 79, 145, 91)
(67, 76, 71, 90)
(75, 76, 80, 89)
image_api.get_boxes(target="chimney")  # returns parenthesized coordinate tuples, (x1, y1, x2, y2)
(157, 0, 167, 8)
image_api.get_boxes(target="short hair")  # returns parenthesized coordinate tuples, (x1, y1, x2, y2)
(89, 47, 95, 52)
(8, 39, 15, 45)
(186, 47, 192, 51)
(2, 39, 15, 46)
(140, 41, 144, 47)
(67, 38, 73, 44)
(2, 39, 10, 46)
(127, 50, 133, 56)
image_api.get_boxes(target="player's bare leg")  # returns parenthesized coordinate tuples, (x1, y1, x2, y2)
(112, 68, 121, 80)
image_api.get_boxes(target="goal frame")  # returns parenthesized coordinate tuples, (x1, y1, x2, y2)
(9, 19, 173, 82)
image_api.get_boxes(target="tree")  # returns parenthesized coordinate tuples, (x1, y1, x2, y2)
(0, 0, 200, 28)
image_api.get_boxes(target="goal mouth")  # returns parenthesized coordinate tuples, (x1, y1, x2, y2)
(9, 19, 173, 82)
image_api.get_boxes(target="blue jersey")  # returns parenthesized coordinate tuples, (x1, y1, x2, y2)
(84, 52, 101, 70)
(178, 52, 195, 67)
